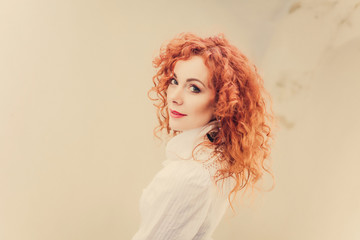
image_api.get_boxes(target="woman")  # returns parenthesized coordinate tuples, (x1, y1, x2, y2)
(132, 33, 274, 240)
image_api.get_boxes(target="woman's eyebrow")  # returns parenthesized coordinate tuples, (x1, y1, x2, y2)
(173, 73, 206, 87)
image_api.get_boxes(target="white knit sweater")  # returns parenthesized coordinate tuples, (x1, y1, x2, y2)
(132, 122, 230, 240)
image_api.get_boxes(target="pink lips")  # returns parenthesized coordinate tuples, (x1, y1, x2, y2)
(170, 109, 187, 118)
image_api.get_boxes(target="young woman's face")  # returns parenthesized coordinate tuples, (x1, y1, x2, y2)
(166, 55, 215, 131)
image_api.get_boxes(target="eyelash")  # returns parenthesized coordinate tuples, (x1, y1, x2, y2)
(189, 84, 200, 93)
(168, 78, 201, 93)
(169, 78, 178, 85)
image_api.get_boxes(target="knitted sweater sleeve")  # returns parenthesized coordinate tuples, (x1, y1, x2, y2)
(132, 160, 212, 240)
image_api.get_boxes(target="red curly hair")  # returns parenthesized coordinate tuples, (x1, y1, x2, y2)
(149, 32, 275, 207)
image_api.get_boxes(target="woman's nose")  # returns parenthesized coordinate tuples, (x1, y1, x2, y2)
(169, 87, 183, 105)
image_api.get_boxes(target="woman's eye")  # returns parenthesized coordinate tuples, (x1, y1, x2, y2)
(190, 85, 201, 93)
(169, 78, 178, 85)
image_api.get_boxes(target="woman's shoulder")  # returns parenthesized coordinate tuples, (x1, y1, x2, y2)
(154, 149, 232, 199)
(160, 159, 211, 184)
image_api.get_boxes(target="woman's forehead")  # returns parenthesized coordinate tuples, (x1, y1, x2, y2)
(173, 56, 210, 83)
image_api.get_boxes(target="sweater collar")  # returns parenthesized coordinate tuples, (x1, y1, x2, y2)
(165, 120, 217, 161)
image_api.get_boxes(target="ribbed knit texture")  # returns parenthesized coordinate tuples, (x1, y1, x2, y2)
(132, 122, 230, 240)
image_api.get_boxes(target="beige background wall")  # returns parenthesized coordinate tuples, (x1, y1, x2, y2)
(1, 0, 360, 239)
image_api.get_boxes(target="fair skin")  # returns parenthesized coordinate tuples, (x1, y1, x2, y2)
(167, 55, 215, 131)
